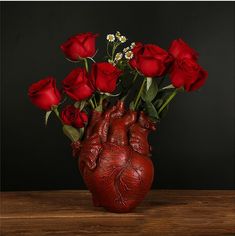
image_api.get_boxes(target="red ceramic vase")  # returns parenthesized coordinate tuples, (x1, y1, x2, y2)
(71, 101, 156, 213)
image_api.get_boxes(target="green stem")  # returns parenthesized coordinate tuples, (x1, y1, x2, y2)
(136, 97, 142, 110)
(158, 89, 178, 114)
(132, 72, 138, 84)
(111, 45, 116, 61)
(99, 94, 104, 106)
(121, 72, 139, 101)
(111, 42, 120, 61)
(84, 58, 89, 72)
(106, 42, 111, 58)
(93, 96, 97, 107)
(89, 98, 95, 109)
(133, 79, 146, 110)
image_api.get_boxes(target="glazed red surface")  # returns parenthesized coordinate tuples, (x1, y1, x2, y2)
(72, 101, 156, 213)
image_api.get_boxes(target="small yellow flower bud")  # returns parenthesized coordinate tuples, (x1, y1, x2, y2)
(115, 52, 123, 61)
(130, 42, 136, 49)
(115, 31, 121, 37)
(123, 47, 130, 52)
(119, 36, 127, 43)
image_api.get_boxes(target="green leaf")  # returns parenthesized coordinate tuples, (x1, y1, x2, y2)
(79, 100, 86, 110)
(45, 110, 52, 126)
(155, 87, 175, 104)
(62, 125, 80, 142)
(159, 104, 169, 119)
(74, 101, 80, 109)
(117, 60, 128, 70)
(158, 89, 174, 96)
(153, 99, 164, 109)
(129, 101, 135, 110)
(95, 104, 102, 112)
(80, 127, 85, 138)
(74, 100, 86, 110)
(159, 84, 175, 91)
(144, 101, 159, 121)
(141, 78, 158, 102)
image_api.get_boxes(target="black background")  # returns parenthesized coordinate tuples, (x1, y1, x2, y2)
(1, 2, 234, 191)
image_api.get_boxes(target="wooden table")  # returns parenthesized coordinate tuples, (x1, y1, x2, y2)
(1, 190, 235, 235)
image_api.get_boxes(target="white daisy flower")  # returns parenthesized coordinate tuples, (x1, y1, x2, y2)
(125, 51, 134, 60)
(106, 34, 115, 42)
(115, 52, 123, 61)
(123, 47, 130, 52)
(119, 36, 127, 43)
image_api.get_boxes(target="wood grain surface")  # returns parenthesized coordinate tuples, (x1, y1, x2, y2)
(1, 190, 235, 235)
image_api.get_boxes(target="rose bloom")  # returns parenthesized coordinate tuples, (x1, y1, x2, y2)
(129, 43, 172, 77)
(169, 58, 208, 92)
(91, 62, 123, 93)
(28, 77, 61, 111)
(62, 67, 94, 101)
(61, 32, 98, 61)
(168, 38, 199, 60)
(61, 105, 88, 128)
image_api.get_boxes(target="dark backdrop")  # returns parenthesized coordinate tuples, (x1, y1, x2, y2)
(1, 2, 234, 191)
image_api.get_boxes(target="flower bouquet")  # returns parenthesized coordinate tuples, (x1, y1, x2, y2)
(28, 31, 208, 213)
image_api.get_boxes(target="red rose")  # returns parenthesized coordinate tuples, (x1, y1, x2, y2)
(28, 77, 61, 111)
(170, 58, 208, 92)
(62, 67, 94, 101)
(129, 43, 172, 77)
(91, 62, 123, 93)
(61, 105, 88, 128)
(60, 32, 98, 61)
(169, 38, 198, 60)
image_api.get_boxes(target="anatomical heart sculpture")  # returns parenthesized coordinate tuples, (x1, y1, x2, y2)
(28, 31, 208, 212)
(73, 101, 156, 212)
